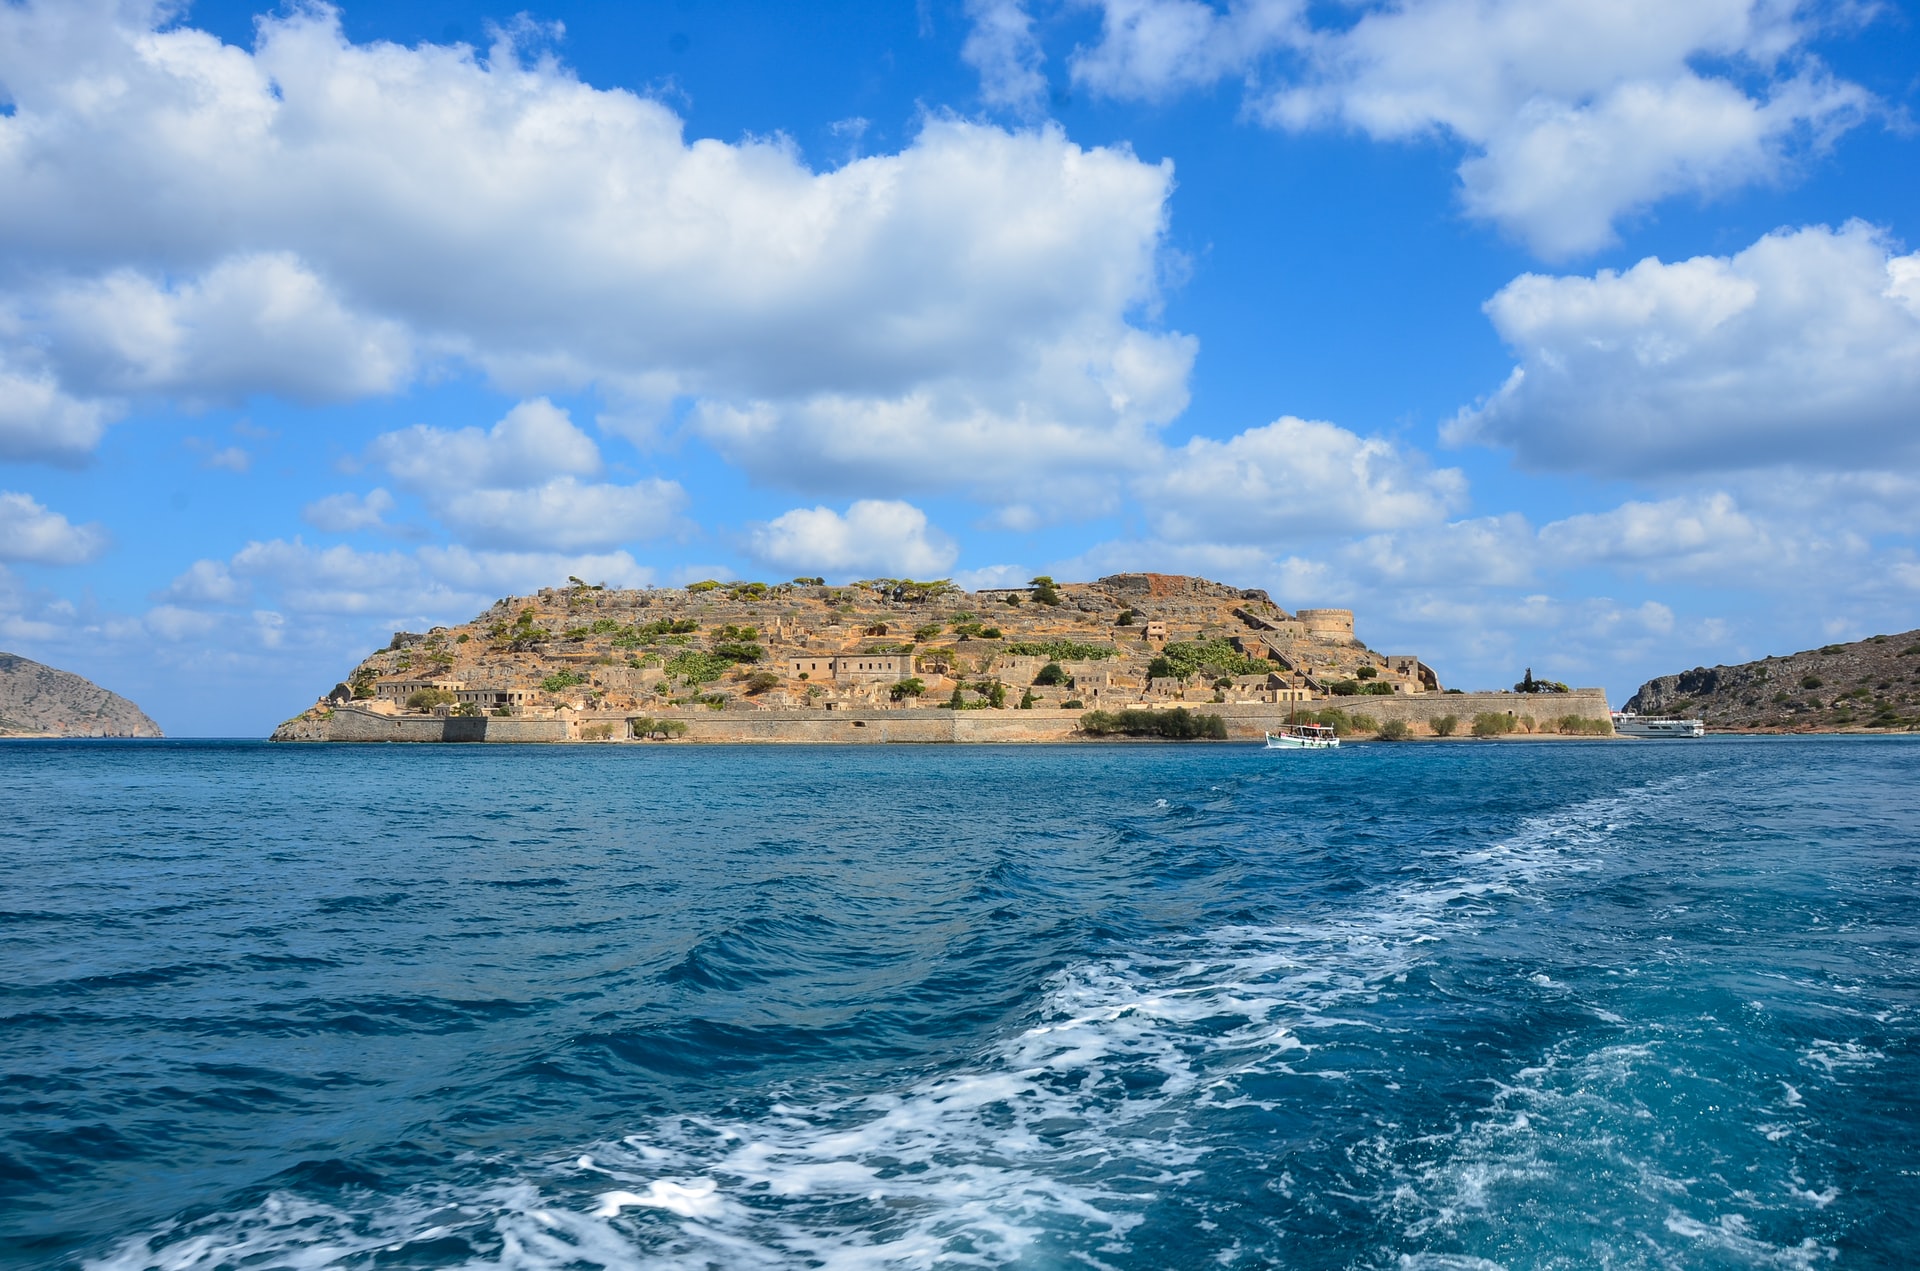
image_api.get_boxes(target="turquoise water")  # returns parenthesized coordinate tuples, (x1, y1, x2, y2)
(1, 737, 1916, 1268)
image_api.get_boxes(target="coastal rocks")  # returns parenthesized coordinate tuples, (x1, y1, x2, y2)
(0, 653, 163, 737)
(1626, 628, 1920, 731)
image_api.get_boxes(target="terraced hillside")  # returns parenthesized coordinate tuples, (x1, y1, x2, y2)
(1625, 630, 1920, 732)
(274, 572, 1440, 735)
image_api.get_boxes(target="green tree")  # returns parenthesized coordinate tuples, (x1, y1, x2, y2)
(889, 677, 927, 701)
(1430, 714, 1459, 737)
(1030, 575, 1061, 606)
(540, 670, 588, 693)
(405, 687, 455, 710)
(1033, 662, 1069, 686)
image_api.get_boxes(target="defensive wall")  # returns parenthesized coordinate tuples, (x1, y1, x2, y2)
(294, 690, 1611, 743)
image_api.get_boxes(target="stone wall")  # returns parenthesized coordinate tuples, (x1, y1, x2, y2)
(300, 690, 1611, 744)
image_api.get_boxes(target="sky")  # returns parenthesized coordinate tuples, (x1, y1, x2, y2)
(0, 0, 1917, 736)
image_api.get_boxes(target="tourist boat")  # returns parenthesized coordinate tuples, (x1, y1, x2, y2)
(1610, 711, 1705, 738)
(1265, 724, 1339, 749)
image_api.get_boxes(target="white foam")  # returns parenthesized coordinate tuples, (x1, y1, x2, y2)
(90, 772, 1716, 1270)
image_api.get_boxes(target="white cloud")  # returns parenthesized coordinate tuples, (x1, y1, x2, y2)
(1059, 0, 1871, 256)
(0, 360, 114, 465)
(952, 563, 1033, 590)
(367, 399, 601, 492)
(1538, 491, 1867, 587)
(364, 400, 685, 551)
(0, 5, 1190, 489)
(1450, 222, 1920, 476)
(38, 253, 413, 404)
(1136, 415, 1467, 543)
(434, 477, 685, 552)
(303, 488, 396, 534)
(0, 490, 109, 565)
(747, 500, 959, 578)
(157, 558, 248, 606)
(1340, 513, 1540, 589)
(963, 0, 1048, 111)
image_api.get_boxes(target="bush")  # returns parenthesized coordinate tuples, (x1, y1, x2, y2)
(580, 722, 615, 740)
(711, 641, 766, 664)
(1005, 640, 1118, 662)
(793, 576, 825, 585)
(1030, 575, 1061, 606)
(1431, 713, 1459, 737)
(405, 687, 455, 710)
(1116, 609, 1134, 626)
(1004, 593, 1022, 606)
(1356, 665, 1378, 680)
(1555, 714, 1613, 735)
(889, 677, 926, 701)
(914, 623, 943, 641)
(715, 624, 760, 641)
(1061, 699, 1084, 710)
(686, 580, 721, 592)
(563, 626, 593, 641)
(1158, 639, 1267, 679)
(1147, 656, 1175, 680)
(1472, 712, 1518, 737)
(1033, 662, 1069, 686)
(745, 671, 781, 694)
(1329, 679, 1359, 696)
(1379, 719, 1410, 740)
(540, 670, 588, 693)
(1514, 669, 1570, 693)
(1347, 713, 1378, 734)
(630, 716, 689, 739)
(1801, 675, 1824, 690)
(1079, 707, 1228, 739)
(665, 650, 731, 685)
(1018, 689, 1038, 709)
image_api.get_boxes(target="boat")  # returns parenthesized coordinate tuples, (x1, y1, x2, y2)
(1265, 723, 1339, 749)
(1610, 711, 1704, 738)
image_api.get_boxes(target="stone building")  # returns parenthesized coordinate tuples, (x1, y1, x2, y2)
(784, 653, 915, 684)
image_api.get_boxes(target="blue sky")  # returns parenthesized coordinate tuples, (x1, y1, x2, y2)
(1, 0, 1917, 735)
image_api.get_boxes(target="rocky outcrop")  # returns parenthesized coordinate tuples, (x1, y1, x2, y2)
(0, 653, 163, 737)
(1625, 629, 1920, 731)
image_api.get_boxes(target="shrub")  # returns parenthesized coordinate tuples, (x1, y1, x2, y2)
(984, 681, 1008, 709)
(580, 722, 615, 740)
(1801, 675, 1824, 690)
(665, 650, 731, 685)
(405, 687, 455, 710)
(1379, 719, 1410, 740)
(793, 576, 825, 585)
(1116, 609, 1134, 626)
(1019, 689, 1038, 709)
(1555, 714, 1613, 735)
(1005, 640, 1118, 662)
(1514, 669, 1570, 693)
(1356, 665, 1378, 680)
(591, 618, 623, 635)
(1472, 712, 1518, 737)
(889, 677, 926, 701)
(1034, 662, 1069, 687)
(1005, 593, 1022, 606)
(630, 716, 689, 739)
(1329, 679, 1359, 696)
(1147, 656, 1175, 680)
(540, 670, 587, 693)
(456, 633, 470, 643)
(715, 624, 760, 642)
(1430, 714, 1459, 737)
(711, 641, 766, 664)
(1348, 713, 1378, 734)
(1031, 575, 1062, 606)
(914, 623, 944, 641)
(745, 671, 781, 694)
(1062, 699, 1084, 709)
(563, 626, 593, 641)
(1158, 638, 1267, 679)
(1079, 707, 1228, 739)
(686, 580, 721, 592)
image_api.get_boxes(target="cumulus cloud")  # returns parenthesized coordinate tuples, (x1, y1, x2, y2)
(303, 488, 396, 534)
(0, 361, 114, 465)
(747, 500, 959, 578)
(1450, 222, 1920, 476)
(1057, 0, 1871, 256)
(1538, 492, 1866, 586)
(364, 400, 685, 551)
(1136, 415, 1467, 542)
(963, 0, 1049, 111)
(0, 490, 110, 565)
(0, 3, 1190, 491)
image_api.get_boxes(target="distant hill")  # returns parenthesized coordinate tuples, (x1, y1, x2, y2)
(0, 653, 163, 737)
(1625, 630, 1920, 732)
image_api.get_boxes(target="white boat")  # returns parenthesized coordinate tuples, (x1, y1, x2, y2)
(1611, 711, 1704, 738)
(1265, 724, 1339, 749)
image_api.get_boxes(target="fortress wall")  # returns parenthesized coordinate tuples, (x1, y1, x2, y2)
(311, 691, 1610, 744)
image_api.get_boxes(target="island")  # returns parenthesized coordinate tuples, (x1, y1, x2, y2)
(271, 573, 1614, 743)
(1626, 628, 1920, 732)
(0, 652, 163, 738)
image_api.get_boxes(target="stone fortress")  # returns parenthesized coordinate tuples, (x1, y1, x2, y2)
(272, 572, 1613, 742)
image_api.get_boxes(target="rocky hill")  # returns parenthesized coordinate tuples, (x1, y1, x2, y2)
(274, 573, 1444, 738)
(0, 653, 163, 737)
(1625, 629, 1920, 732)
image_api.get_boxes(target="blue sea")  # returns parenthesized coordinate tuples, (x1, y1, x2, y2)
(2, 737, 1917, 1269)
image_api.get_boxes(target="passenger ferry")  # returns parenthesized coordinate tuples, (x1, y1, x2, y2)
(1610, 711, 1705, 738)
(1264, 723, 1339, 749)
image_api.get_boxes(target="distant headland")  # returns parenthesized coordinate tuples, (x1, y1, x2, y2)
(270, 573, 1614, 743)
(1627, 628, 1920, 733)
(0, 652, 163, 738)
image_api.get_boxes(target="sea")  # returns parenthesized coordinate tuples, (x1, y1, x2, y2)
(2, 736, 1916, 1270)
